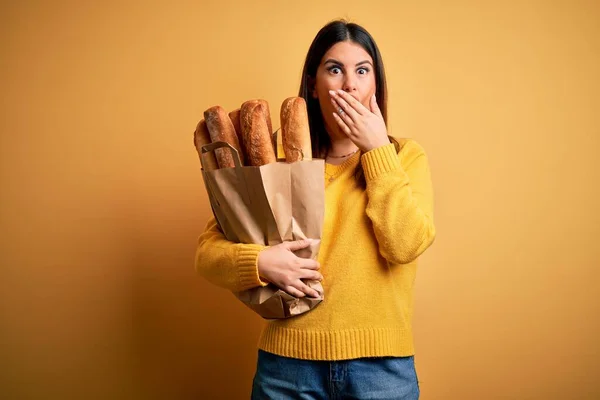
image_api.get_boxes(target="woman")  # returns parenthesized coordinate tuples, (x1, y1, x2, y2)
(196, 19, 435, 399)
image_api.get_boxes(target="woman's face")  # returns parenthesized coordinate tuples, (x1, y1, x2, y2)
(312, 41, 376, 138)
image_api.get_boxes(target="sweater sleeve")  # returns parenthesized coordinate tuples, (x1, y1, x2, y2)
(195, 216, 269, 292)
(360, 140, 436, 264)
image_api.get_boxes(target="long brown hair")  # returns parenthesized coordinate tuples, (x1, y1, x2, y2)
(298, 19, 399, 187)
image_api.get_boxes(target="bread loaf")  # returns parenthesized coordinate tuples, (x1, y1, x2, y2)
(260, 99, 276, 153)
(240, 102, 276, 166)
(228, 108, 244, 147)
(260, 99, 273, 136)
(204, 106, 244, 168)
(193, 119, 219, 171)
(280, 97, 312, 162)
(241, 99, 272, 135)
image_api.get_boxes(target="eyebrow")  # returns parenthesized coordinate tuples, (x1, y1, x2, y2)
(323, 59, 373, 67)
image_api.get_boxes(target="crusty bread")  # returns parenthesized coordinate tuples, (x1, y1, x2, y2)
(204, 106, 244, 168)
(240, 102, 276, 166)
(241, 99, 272, 135)
(260, 99, 273, 136)
(193, 119, 219, 171)
(280, 97, 312, 162)
(228, 108, 244, 152)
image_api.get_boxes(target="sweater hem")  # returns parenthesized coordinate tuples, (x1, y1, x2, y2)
(257, 324, 415, 361)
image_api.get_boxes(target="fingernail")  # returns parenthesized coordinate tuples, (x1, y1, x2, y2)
(329, 90, 336, 96)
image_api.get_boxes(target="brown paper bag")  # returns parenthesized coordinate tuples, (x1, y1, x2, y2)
(199, 141, 325, 319)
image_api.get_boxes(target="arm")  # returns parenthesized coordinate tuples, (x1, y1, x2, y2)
(195, 217, 268, 292)
(195, 217, 322, 296)
(361, 140, 436, 264)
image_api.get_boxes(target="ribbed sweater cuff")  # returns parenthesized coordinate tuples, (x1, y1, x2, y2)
(237, 244, 269, 290)
(361, 143, 402, 182)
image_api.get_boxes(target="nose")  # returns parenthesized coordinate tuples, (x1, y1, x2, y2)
(342, 73, 357, 93)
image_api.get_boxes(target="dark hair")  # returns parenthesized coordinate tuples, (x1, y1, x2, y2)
(298, 19, 399, 187)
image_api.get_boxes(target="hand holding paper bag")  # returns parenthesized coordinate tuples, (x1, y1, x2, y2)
(194, 97, 326, 319)
(257, 239, 323, 299)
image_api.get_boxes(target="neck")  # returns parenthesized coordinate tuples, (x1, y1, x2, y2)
(326, 127, 359, 156)
(322, 120, 359, 162)
(329, 138, 359, 156)
(324, 137, 359, 165)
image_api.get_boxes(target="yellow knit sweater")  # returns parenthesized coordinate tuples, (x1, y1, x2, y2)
(195, 138, 436, 361)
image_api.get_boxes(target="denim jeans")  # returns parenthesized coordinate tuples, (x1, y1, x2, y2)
(251, 350, 420, 400)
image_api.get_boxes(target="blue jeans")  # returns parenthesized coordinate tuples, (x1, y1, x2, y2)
(251, 350, 420, 400)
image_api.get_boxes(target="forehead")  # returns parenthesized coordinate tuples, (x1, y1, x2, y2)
(321, 41, 373, 65)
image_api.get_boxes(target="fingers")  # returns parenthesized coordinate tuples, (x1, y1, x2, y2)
(300, 259, 320, 270)
(270, 239, 323, 299)
(370, 93, 383, 118)
(284, 285, 307, 298)
(332, 111, 352, 137)
(284, 239, 312, 252)
(280, 263, 323, 298)
(331, 90, 368, 116)
(331, 97, 356, 127)
(304, 285, 321, 298)
(302, 270, 323, 281)
(288, 279, 321, 298)
(329, 91, 360, 125)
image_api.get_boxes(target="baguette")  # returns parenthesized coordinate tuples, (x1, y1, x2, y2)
(204, 106, 244, 168)
(261, 99, 273, 136)
(280, 97, 312, 162)
(241, 99, 273, 135)
(240, 102, 276, 166)
(193, 119, 219, 171)
(228, 108, 244, 150)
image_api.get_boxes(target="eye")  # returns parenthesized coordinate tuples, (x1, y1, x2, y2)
(357, 67, 370, 75)
(328, 66, 342, 75)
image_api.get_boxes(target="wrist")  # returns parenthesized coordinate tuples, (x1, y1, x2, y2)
(364, 138, 391, 153)
(256, 247, 271, 283)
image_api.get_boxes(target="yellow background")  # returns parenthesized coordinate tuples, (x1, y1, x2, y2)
(1, 1, 599, 399)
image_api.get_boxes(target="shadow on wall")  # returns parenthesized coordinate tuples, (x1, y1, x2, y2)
(128, 191, 265, 399)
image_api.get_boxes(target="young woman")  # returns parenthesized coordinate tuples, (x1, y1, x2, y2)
(196, 19, 436, 399)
